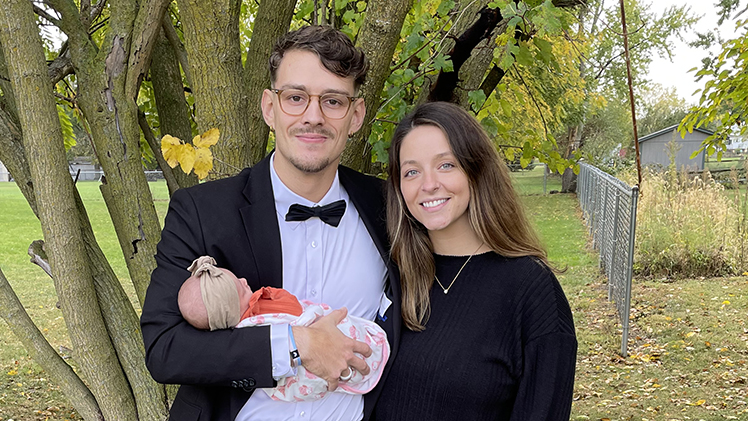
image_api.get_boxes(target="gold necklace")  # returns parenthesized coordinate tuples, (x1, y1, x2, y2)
(434, 243, 484, 294)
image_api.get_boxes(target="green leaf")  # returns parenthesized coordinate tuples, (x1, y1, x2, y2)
(57, 105, 76, 151)
(499, 98, 512, 118)
(515, 44, 534, 67)
(468, 90, 487, 113)
(480, 117, 499, 137)
(434, 54, 453, 72)
(436, 0, 455, 16)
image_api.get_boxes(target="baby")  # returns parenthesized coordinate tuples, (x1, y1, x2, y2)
(177, 256, 389, 402)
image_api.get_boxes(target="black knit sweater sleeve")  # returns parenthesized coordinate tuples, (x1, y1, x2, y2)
(508, 260, 577, 420)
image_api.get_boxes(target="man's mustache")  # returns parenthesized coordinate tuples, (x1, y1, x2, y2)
(289, 128, 336, 139)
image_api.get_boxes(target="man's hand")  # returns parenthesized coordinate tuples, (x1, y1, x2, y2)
(292, 308, 372, 391)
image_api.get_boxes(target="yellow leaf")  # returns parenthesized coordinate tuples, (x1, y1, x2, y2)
(685, 332, 696, 338)
(194, 128, 219, 148)
(7, 369, 17, 375)
(722, 300, 730, 305)
(161, 135, 182, 168)
(178, 145, 196, 175)
(193, 147, 213, 180)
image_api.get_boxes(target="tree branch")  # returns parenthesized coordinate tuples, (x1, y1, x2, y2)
(161, 14, 192, 87)
(126, 0, 171, 99)
(48, 49, 75, 84)
(137, 109, 181, 195)
(32, 4, 61, 26)
(512, 66, 550, 140)
(428, 5, 503, 102)
(478, 64, 506, 100)
(0, 266, 102, 421)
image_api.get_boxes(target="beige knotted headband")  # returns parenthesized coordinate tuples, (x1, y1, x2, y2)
(187, 256, 241, 330)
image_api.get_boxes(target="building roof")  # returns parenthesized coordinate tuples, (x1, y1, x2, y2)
(637, 124, 714, 144)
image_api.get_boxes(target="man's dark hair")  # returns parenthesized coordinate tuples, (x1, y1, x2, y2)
(269, 25, 368, 90)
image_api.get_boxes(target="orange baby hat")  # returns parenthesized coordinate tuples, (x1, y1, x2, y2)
(247, 287, 303, 317)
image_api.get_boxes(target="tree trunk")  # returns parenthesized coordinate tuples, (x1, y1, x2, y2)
(453, 3, 507, 109)
(0, 44, 19, 121)
(0, 96, 169, 421)
(341, 0, 415, 172)
(52, 0, 163, 307)
(0, 2, 138, 420)
(151, 25, 199, 192)
(0, 267, 103, 421)
(178, 0, 252, 176)
(0, 104, 36, 214)
(243, 0, 298, 165)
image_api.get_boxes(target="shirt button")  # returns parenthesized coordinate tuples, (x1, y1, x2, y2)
(311, 289, 317, 296)
(300, 411, 305, 417)
(311, 241, 317, 248)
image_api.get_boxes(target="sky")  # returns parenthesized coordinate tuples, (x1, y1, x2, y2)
(644, 0, 742, 105)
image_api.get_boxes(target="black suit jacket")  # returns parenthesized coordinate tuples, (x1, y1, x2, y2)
(140, 155, 401, 420)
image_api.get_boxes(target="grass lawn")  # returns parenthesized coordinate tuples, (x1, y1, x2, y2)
(1, 173, 747, 420)
(0, 181, 169, 421)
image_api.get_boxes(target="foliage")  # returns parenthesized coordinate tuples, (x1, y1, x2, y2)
(559, 0, 697, 177)
(637, 83, 689, 137)
(585, 0, 697, 100)
(680, 18, 748, 161)
(579, 91, 631, 170)
(161, 128, 219, 180)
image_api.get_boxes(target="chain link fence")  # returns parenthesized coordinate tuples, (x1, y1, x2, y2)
(0, 170, 165, 182)
(578, 163, 639, 357)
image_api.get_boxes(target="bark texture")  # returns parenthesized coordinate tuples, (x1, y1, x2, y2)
(52, 0, 163, 307)
(151, 26, 199, 193)
(0, 1, 138, 419)
(178, 0, 252, 176)
(244, 0, 298, 165)
(341, 0, 415, 172)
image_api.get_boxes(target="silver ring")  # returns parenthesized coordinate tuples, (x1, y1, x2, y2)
(338, 367, 354, 382)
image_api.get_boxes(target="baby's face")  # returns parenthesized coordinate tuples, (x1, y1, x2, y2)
(222, 268, 253, 315)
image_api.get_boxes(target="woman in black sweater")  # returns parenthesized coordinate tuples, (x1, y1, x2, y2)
(374, 102, 577, 420)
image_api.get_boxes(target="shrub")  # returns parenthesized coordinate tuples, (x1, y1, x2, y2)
(621, 166, 748, 278)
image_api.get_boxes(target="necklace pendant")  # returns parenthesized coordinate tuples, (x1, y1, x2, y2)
(443, 289, 448, 294)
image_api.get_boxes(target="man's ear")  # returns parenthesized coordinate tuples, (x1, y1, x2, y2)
(261, 89, 276, 128)
(349, 98, 366, 134)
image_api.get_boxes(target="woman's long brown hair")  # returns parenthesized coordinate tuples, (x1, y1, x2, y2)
(387, 102, 550, 331)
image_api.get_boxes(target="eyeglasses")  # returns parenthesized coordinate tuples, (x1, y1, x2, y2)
(271, 89, 357, 120)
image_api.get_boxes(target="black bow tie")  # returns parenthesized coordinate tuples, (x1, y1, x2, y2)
(285, 200, 347, 227)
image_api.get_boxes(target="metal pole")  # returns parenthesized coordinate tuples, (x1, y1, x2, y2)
(619, 0, 643, 188)
(621, 185, 639, 357)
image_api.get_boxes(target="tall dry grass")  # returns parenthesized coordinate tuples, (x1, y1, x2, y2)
(621, 162, 748, 278)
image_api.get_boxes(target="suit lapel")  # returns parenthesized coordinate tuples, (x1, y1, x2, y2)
(239, 156, 284, 289)
(339, 166, 388, 260)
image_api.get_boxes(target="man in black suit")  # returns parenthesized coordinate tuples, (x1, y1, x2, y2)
(140, 26, 400, 421)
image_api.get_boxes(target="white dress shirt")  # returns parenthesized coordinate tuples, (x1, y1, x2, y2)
(236, 153, 388, 421)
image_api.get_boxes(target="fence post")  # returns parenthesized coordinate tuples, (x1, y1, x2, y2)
(578, 163, 638, 357)
(620, 185, 639, 358)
